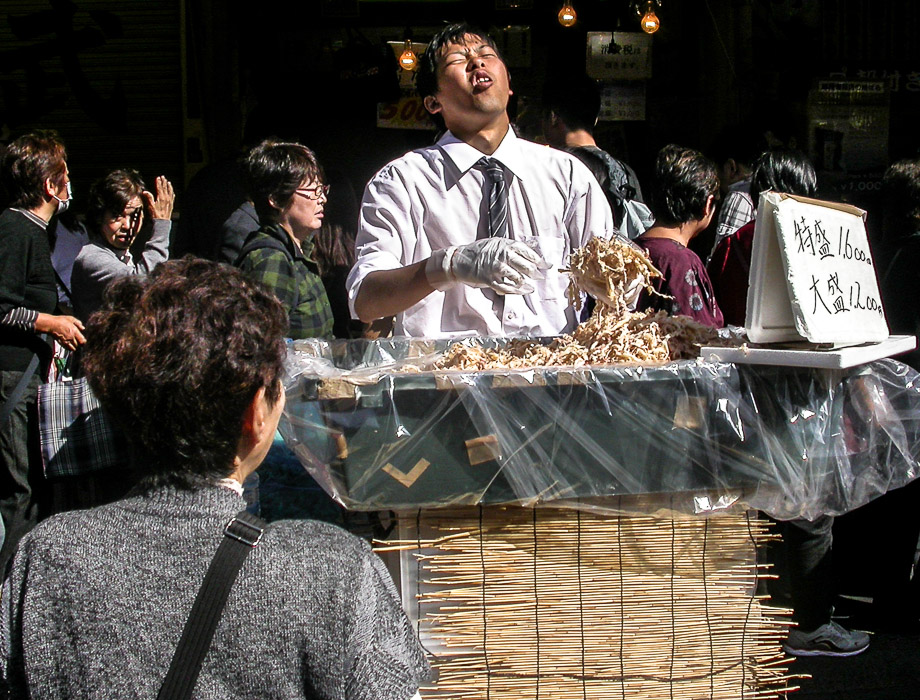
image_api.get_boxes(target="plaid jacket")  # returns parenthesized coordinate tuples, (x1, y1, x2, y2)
(237, 225, 334, 339)
(711, 183, 754, 256)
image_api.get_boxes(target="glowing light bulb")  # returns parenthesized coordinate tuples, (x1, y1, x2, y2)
(399, 39, 418, 71)
(558, 3, 577, 27)
(640, 2, 660, 34)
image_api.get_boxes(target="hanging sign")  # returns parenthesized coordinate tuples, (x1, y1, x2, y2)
(586, 32, 652, 81)
(377, 95, 435, 130)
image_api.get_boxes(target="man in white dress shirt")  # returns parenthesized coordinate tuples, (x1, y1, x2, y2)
(347, 23, 618, 338)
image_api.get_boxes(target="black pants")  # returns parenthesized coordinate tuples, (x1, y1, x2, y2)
(765, 514, 836, 632)
(0, 370, 48, 577)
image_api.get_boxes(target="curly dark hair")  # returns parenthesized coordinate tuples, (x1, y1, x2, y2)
(648, 144, 721, 227)
(244, 140, 323, 224)
(85, 169, 145, 236)
(0, 130, 67, 209)
(81, 258, 288, 491)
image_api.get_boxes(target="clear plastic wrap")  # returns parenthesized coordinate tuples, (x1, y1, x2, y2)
(280, 338, 920, 520)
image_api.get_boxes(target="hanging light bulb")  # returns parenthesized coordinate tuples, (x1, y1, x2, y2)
(399, 39, 418, 71)
(640, 1, 660, 34)
(558, 2, 577, 27)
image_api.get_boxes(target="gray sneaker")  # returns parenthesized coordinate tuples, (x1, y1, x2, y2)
(782, 620, 870, 657)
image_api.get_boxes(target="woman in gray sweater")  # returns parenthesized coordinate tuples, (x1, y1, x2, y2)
(70, 169, 174, 322)
(1, 258, 430, 699)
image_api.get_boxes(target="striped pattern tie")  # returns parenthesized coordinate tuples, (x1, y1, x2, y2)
(479, 157, 508, 238)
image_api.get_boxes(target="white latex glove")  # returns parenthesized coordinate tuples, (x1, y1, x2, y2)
(426, 238, 550, 295)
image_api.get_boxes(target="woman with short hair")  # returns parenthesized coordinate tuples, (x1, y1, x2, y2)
(635, 144, 725, 328)
(70, 168, 174, 322)
(2, 258, 430, 699)
(235, 140, 334, 339)
(0, 130, 85, 576)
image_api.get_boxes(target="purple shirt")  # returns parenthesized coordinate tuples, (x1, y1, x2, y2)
(636, 235, 724, 328)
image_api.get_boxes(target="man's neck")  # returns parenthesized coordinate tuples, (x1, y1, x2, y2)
(450, 117, 510, 156)
(564, 129, 597, 149)
(28, 199, 57, 223)
(642, 221, 703, 248)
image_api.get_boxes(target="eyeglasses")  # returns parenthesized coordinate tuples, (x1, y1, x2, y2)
(294, 184, 330, 201)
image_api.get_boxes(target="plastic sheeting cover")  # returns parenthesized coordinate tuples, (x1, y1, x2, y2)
(279, 338, 920, 520)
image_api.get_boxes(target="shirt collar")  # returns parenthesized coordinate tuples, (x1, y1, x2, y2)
(217, 478, 244, 496)
(11, 208, 48, 230)
(438, 127, 529, 181)
(263, 223, 312, 263)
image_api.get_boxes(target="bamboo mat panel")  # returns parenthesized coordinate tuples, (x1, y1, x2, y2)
(381, 505, 802, 700)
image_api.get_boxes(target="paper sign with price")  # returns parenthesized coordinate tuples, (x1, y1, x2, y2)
(746, 192, 889, 345)
(377, 96, 435, 131)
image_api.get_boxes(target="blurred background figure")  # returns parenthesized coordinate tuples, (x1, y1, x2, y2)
(236, 140, 333, 340)
(708, 149, 817, 327)
(311, 168, 365, 339)
(693, 122, 771, 259)
(879, 158, 920, 370)
(542, 73, 651, 238)
(71, 169, 174, 323)
(635, 144, 724, 328)
(0, 130, 86, 577)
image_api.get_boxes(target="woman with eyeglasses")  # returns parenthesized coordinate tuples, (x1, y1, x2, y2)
(71, 169, 174, 322)
(235, 140, 334, 339)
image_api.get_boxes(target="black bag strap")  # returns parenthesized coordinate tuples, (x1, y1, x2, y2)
(157, 509, 268, 700)
(0, 353, 40, 428)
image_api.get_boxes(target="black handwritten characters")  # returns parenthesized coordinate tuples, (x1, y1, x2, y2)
(790, 215, 884, 320)
(774, 195, 889, 343)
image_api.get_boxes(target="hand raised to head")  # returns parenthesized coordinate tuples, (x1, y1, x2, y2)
(142, 175, 175, 221)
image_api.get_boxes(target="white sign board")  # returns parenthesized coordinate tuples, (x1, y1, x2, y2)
(746, 192, 889, 345)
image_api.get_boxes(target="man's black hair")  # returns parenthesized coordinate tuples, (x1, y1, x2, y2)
(542, 74, 601, 133)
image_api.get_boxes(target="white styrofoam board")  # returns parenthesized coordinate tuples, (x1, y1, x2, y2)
(700, 335, 916, 369)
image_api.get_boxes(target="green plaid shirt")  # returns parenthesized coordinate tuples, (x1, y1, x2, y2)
(237, 225, 334, 339)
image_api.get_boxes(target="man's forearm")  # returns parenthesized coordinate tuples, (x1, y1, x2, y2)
(353, 260, 434, 322)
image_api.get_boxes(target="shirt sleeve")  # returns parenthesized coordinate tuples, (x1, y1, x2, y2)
(0, 224, 37, 319)
(347, 166, 418, 320)
(0, 307, 38, 332)
(344, 551, 430, 700)
(134, 219, 171, 274)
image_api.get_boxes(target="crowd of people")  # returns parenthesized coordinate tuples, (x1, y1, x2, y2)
(1, 20, 919, 698)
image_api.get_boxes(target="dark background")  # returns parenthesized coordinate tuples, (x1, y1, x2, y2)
(3, 0, 919, 220)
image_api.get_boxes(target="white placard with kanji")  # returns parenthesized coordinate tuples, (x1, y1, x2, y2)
(746, 192, 889, 344)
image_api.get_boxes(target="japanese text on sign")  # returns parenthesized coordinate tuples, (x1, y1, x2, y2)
(586, 32, 652, 81)
(773, 195, 889, 342)
(790, 216, 882, 318)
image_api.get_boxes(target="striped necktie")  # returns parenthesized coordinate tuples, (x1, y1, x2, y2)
(479, 157, 508, 238)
